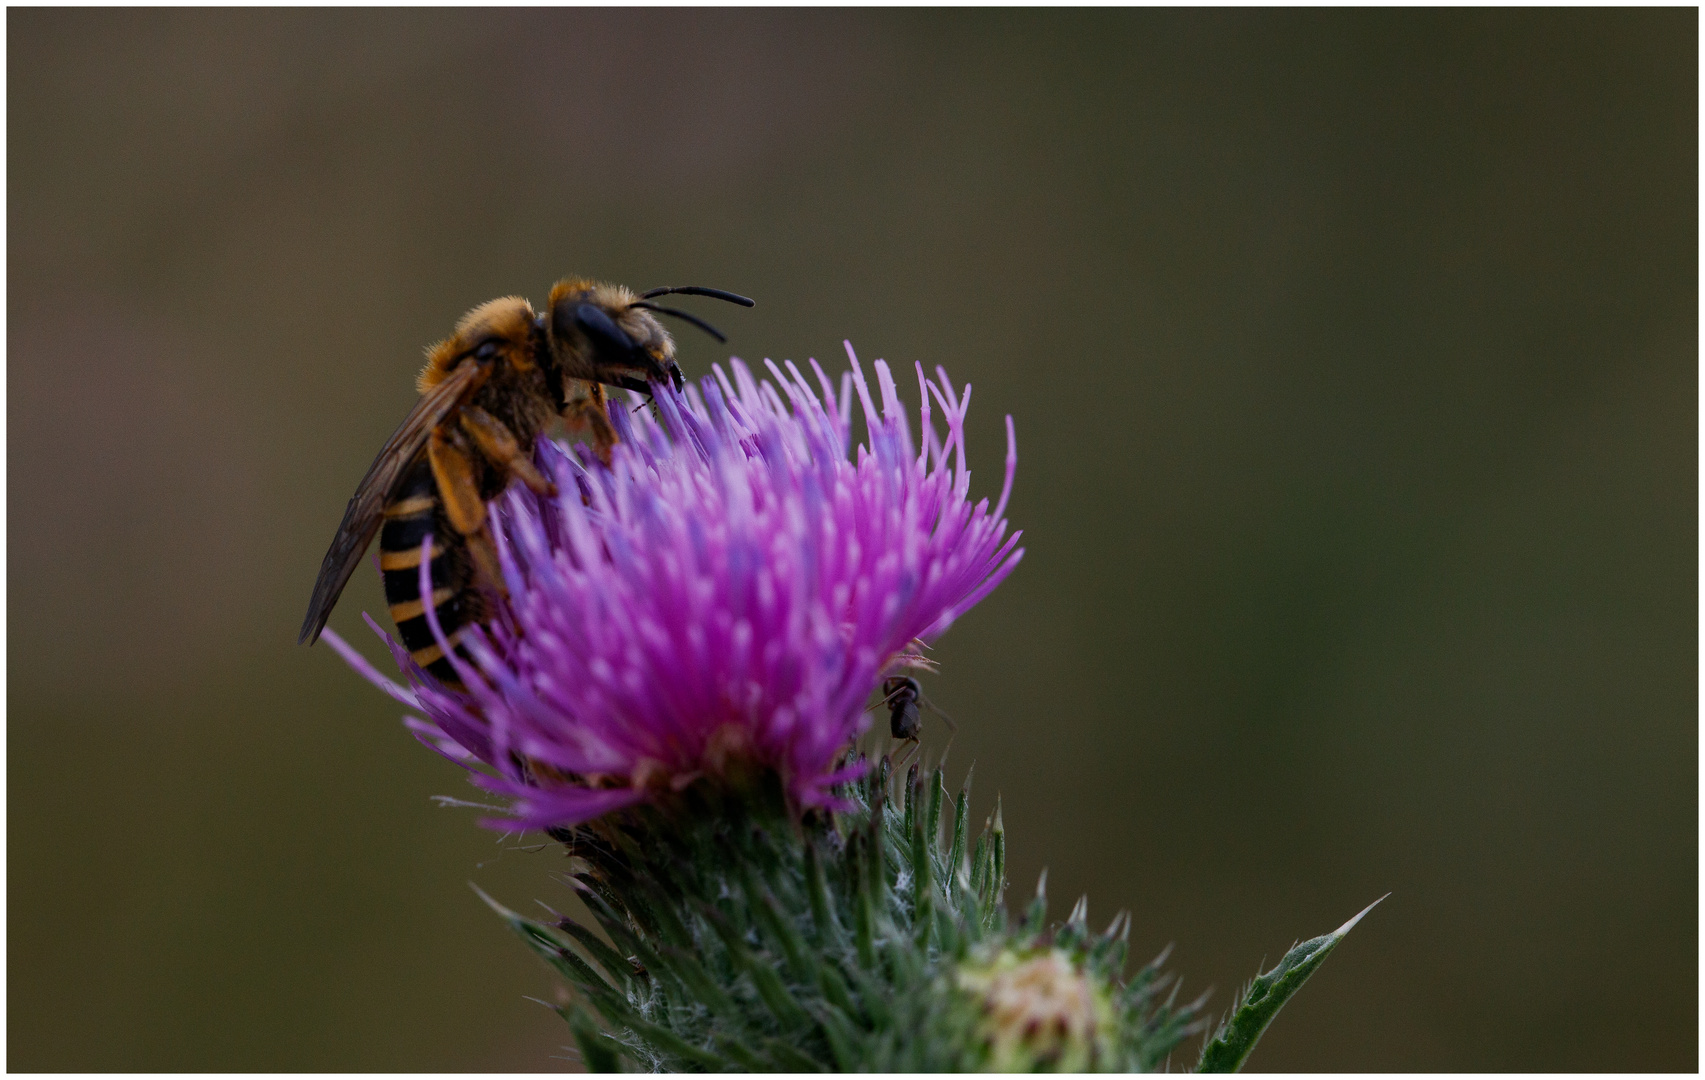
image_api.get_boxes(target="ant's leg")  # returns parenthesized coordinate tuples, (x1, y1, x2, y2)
(898, 738, 922, 773)
(866, 683, 906, 713)
(921, 690, 957, 734)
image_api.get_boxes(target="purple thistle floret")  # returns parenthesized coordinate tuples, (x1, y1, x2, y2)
(324, 343, 1022, 830)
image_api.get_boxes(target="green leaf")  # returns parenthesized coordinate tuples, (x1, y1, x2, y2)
(1196, 895, 1387, 1073)
(814, 1002, 860, 1070)
(866, 797, 887, 900)
(711, 1032, 769, 1072)
(1023, 868, 1048, 932)
(814, 960, 860, 1020)
(473, 887, 605, 988)
(925, 770, 945, 851)
(564, 1003, 624, 1072)
(903, 763, 919, 835)
(843, 959, 893, 1029)
(554, 915, 637, 989)
(853, 841, 877, 969)
(765, 1036, 826, 1072)
(620, 1014, 726, 1070)
(911, 815, 934, 949)
(750, 886, 811, 983)
(700, 902, 813, 1031)
(661, 943, 746, 1026)
(805, 841, 842, 946)
(947, 788, 969, 901)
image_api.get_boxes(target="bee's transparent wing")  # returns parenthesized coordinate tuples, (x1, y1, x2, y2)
(298, 361, 482, 645)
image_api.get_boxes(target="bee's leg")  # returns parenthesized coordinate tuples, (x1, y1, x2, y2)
(428, 426, 485, 536)
(459, 406, 556, 497)
(560, 379, 619, 466)
(466, 526, 505, 598)
(428, 426, 505, 596)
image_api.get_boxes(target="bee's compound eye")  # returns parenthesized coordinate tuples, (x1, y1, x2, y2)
(474, 340, 498, 360)
(568, 302, 638, 361)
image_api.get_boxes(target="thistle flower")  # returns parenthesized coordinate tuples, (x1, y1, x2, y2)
(326, 343, 1022, 831)
(320, 341, 1372, 1073)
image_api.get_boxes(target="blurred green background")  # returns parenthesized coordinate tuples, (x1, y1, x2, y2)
(9, 9, 1694, 1071)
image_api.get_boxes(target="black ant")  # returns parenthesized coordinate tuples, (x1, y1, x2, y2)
(874, 676, 955, 750)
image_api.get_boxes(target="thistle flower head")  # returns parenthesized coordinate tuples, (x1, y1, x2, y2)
(328, 343, 1021, 830)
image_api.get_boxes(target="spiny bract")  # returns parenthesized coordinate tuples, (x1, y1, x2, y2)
(483, 761, 1204, 1072)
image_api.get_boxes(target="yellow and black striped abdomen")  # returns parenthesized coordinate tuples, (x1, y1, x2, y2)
(379, 455, 484, 685)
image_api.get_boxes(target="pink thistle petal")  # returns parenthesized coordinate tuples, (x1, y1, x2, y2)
(320, 627, 418, 710)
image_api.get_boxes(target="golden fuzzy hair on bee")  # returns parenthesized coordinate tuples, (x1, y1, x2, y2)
(547, 277, 636, 309)
(416, 296, 536, 393)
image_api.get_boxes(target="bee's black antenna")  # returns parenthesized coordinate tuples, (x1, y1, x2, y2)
(630, 301, 728, 343)
(639, 286, 755, 307)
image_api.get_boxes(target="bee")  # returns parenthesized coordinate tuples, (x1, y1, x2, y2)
(298, 277, 753, 684)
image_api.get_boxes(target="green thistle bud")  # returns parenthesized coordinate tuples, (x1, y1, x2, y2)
(955, 946, 1117, 1071)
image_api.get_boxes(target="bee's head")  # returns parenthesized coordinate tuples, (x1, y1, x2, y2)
(546, 278, 755, 395)
(417, 296, 540, 393)
(546, 278, 679, 392)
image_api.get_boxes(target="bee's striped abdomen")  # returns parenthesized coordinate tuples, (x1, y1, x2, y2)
(380, 455, 483, 685)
